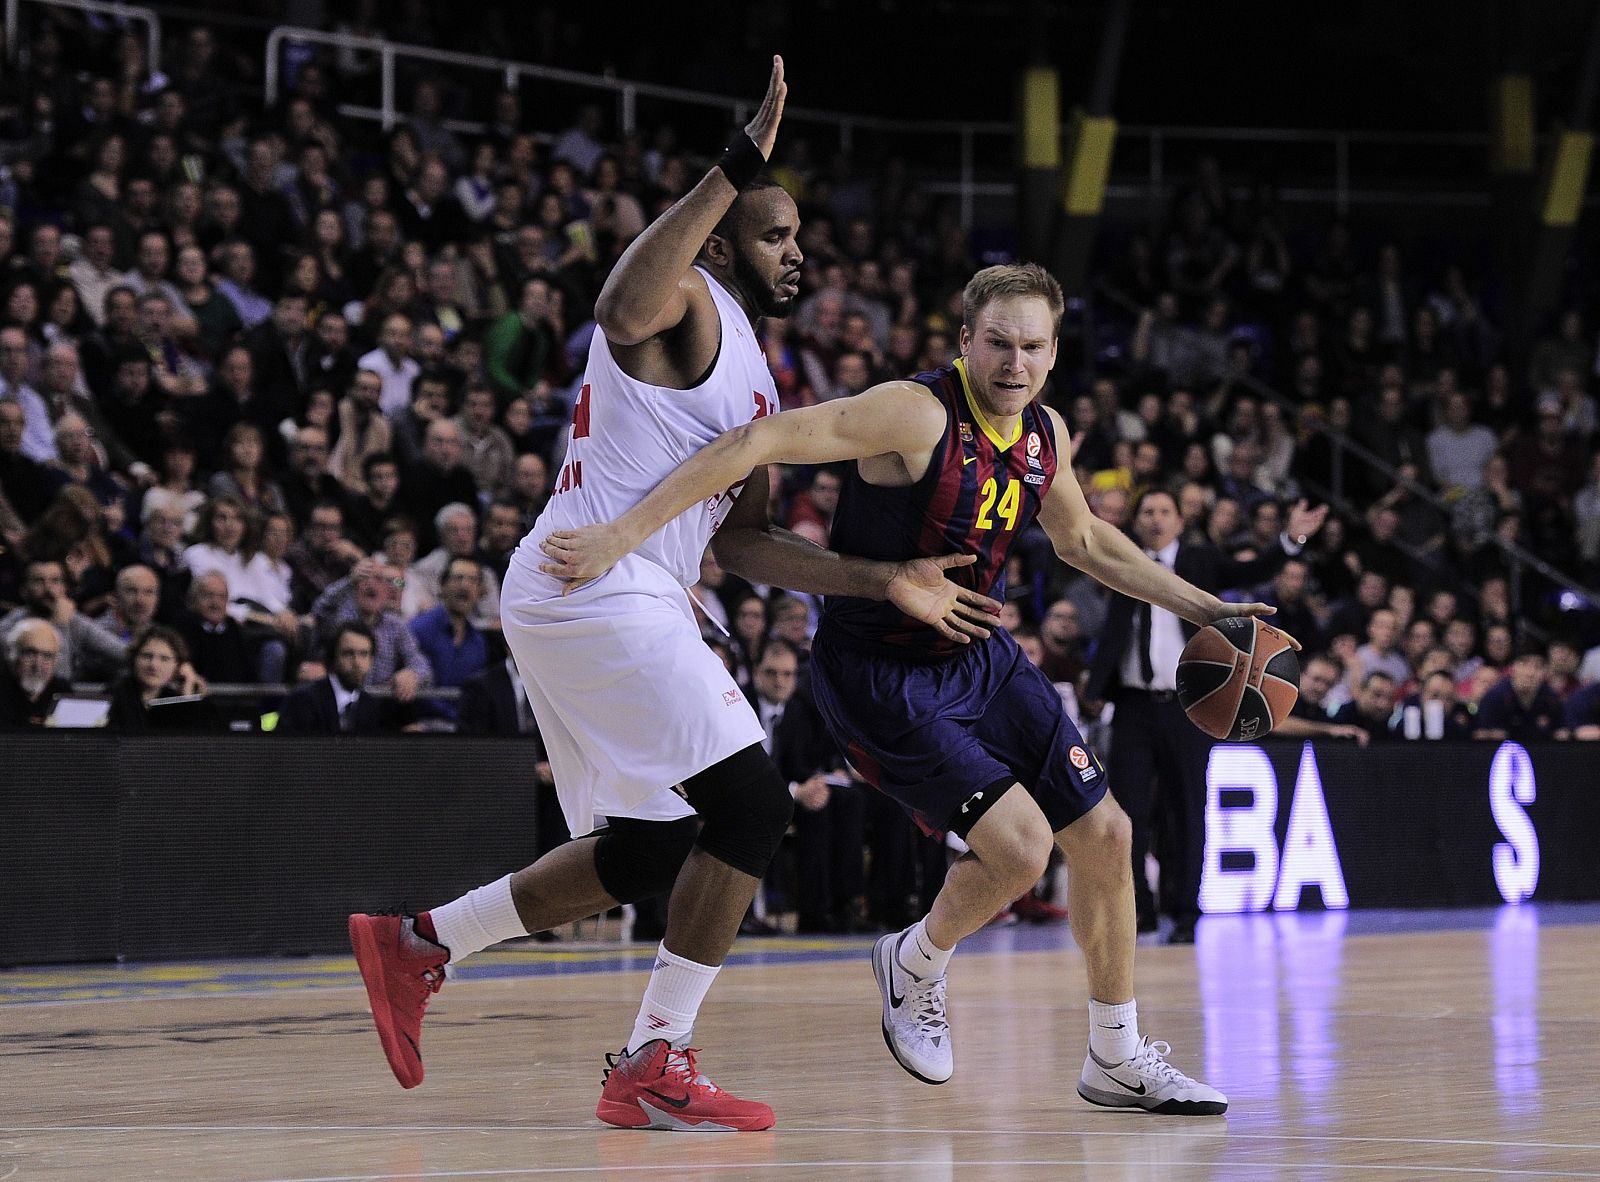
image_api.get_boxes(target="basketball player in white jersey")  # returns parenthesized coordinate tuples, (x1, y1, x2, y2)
(347, 56, 1001, 1131)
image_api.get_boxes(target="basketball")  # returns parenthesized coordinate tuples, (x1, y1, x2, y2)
(1175, 616, 1300, 742)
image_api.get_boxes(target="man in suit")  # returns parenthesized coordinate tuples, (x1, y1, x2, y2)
(1084, 488, 1326, 944)
(756, 638, 867, 934)
(280, 622, 387, 734)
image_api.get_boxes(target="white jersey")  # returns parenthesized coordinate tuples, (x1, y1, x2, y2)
(510, 266, 778, 606)
(501, 266, 776, 836)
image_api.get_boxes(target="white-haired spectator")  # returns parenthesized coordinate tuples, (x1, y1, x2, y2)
(0, 618, 70, 729)
(408, 501, 501, 628)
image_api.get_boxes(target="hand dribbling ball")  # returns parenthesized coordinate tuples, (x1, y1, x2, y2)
(1175, 616, 1299, 741)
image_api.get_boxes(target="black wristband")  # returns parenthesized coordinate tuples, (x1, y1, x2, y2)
(717, 131, 766, 191)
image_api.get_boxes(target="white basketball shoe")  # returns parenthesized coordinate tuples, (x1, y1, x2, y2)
(1078, 1037, 1228, 1115)
(872, 930, 953, 1084)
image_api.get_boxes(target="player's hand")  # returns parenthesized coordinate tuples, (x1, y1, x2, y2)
(538, 523, 633, 594)
(1327, 723, 1370, 747)
(1285, 499, 1329, 544)
(1199, 601, 1303, 652)
(886, 553, 999, 645)
(794, 774, 831, 811)
(744, 55, 787, 160)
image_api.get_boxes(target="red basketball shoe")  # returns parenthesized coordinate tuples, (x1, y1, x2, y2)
(348, 912, 448, 1089)
(595, 1040, 775, 1131)
(1011, 889, 1070, 925)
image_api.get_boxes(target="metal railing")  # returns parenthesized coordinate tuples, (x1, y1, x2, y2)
(4, 0, 160, 71)
(263, 24, 1512, 228)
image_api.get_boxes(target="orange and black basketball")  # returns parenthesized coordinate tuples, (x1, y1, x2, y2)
(1175, 616, 1300, 742)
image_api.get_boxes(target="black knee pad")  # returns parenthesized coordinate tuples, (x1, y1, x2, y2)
(592, 815, 699, 903)
(681, 742, 793, 878)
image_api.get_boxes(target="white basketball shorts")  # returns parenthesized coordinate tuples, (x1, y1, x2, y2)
(501, 563, 764, 839)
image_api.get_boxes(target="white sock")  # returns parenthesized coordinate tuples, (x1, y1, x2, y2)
(896, 917, 953, 980)
(627, 944, 721, 1054)
(1088, 997, 1140, 1064)
(427, 874, 527, 963)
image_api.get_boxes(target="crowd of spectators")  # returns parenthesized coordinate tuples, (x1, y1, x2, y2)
(5, 15, 1600, 927)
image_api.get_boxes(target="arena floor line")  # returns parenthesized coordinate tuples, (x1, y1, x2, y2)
(3, 904, 1596, 1181)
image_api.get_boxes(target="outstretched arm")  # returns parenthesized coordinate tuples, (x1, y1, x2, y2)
(712, 464, 999, 645)
(1034, 407, 1298, 645)
(593, 57, 787, 346)
(539, 381, 945, 584)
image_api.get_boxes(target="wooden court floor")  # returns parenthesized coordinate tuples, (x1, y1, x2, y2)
(3, 906, 1597, 1181)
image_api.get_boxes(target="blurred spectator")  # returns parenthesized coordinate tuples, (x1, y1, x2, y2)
(280, 425, 340, 527)
(311, 557, 434, 703)
(1426, 391, 1497, 495)
(485, 277, 557, 400)
(1037, 599, 1087, 685)
(328, 370, 393, 494)
(1291, 651, 1342, 721)
(0, 618, 68, 729)
(0, 558, 124, 681)
(285, 499, 363, 612)
(65, 224, 121, 328)
(1394, 669, 1473, 740)
(107, 624, 202, 731)
(1473, 646, 1566, 741)
(399, 418, 478, 551)
(358, 314, 421, 417)
(278, 621, 389, 734)
(456, 382, 515, 498)
(408, 555, 490, 719)
(1331, 670, 1398, 742)
(1548, 638, 1583, 701)
(207, 423, 287, 517)
(1565, 680, 1600, 740)
(477, 499, 524, 582)
(409, 501, 500, 621)
(95, 563, 160, 642)
(0, 325, 54, 462)
(179, 570, 253, 684)
(343, 454, 403, 555)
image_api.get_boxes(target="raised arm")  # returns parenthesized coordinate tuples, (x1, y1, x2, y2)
(593, 57, 787, 346)
(540, 381, 945, 584)
(1033, 407, 1295, 641)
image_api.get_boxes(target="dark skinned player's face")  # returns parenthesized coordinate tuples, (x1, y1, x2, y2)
(713, 188, 803, 319)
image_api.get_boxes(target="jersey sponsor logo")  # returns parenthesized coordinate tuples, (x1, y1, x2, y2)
(962, 455, 977, 466)
(1027, 431, 1041, 458)
(1024, 472, 1046, 485)
(722, 690, 742, 705)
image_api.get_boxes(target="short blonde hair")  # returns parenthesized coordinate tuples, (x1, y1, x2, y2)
(962, 263, 1065, 336)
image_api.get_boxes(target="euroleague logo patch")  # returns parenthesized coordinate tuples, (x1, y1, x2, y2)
(1026, 431, 1042, 458)
(1069, 745, 1099, 781)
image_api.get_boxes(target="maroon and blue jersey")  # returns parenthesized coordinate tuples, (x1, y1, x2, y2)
(818, 358, 1058, 659)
